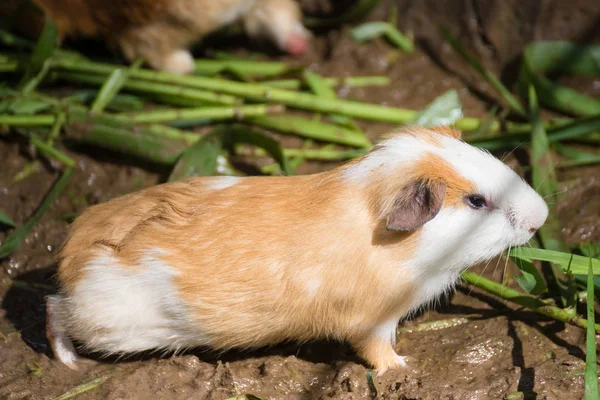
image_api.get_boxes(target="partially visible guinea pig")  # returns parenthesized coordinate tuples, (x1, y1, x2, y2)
(31, 0, 311, 74)
(46, 126, 548, 374)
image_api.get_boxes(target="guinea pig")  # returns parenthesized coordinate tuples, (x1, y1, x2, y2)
(32, 0, 311, 74)
(46, 126, 548, 374)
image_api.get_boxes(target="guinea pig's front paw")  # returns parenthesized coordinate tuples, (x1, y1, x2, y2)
(375, 354, 408, 377)
(160, 50, 195, 75)
(351, 335, 409, 376)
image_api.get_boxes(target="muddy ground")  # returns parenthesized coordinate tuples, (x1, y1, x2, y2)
(1, 1, 600, 399)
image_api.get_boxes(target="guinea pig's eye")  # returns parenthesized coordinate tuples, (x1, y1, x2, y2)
(466, 194, 486, 209)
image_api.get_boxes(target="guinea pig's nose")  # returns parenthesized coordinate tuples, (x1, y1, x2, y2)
(528, 226, 538, 233)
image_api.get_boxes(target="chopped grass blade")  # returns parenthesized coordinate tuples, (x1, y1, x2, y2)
(0, 114, 55, 126)
(57, 71, 240, 106)
(113, 104, 285, 124)
(0, 168, 72, 259)
(0, 211, 16, 228)
(19, 16, 58, 92)
(65, 113, 190, 165)
(584, 252, 599, 399)
(529, 85, 567, 252)
(90, 59, 142, 113)
(29, 136, 75, 168)
(261, 76, 390, 90)
(237, 145, 367, 161)
(510, 247, 600, 276)
(303, 70, 356, 127)
(440, 27, 526, 116)
(351, 21, 414, 52)
(194, 59, 289, 78)
(466, 115, 600, 151)
(247, 115, 372, 148)
(57, 373, 113, 400)
(519, 42, 600, 116)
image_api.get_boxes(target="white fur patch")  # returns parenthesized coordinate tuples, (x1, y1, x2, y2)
(204, 176, 242, 191)
(373, 318, 399, 346)
(68, 249, 209, 354)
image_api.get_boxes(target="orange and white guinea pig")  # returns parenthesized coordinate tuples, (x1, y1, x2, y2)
(33, 0, 310, 74)
(46, 126, 548, 374)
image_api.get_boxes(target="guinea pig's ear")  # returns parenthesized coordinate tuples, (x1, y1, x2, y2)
(386, 179, 446, 231)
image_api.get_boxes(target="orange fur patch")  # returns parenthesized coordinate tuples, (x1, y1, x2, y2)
(412, 152, 475, 207)
(428, 125, 462, 140)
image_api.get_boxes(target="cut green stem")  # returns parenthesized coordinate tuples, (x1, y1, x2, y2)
(52, 57, 487, 130)
(462, 271, 600, 331)
(261, 76, 390, 90)
(247, 115, 372, 148)
(113, 104, 285, 124)
(57, 71, 241, 105)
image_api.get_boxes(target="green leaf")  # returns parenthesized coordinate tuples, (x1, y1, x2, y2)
(0, 168, 72, 259)
(350, 21, 413, 52)
(168, 133, 224, 181)
(0, 211, 16, 228)
(511, 256, 548, 295)
(222, 125, 291, 176)
(529, 85, 568, 253)
(585, 252, 599, 399)
(414, 89, 463, 127)
(510, 247, 600, 276)
(168, 125, 291, 181)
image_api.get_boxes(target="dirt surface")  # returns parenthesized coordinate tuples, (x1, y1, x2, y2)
(2, 1, 600, 399)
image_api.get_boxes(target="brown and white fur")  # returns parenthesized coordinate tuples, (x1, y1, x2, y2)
(46, 126, 548, 374)
(33, 0, 310, 74)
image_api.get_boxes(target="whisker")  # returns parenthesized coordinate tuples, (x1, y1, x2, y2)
(466, 256, 495, 297)
(502, 245, 512, 288)
(543, 188, 568, 199)
(535, 170, 551, 192)
(501, 141, 527, 163)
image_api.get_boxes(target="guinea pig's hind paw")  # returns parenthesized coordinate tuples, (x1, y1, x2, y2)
(161, 50, 195, 75)
(376, 355, 408, 377)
